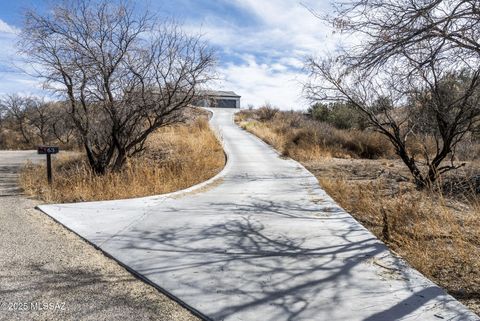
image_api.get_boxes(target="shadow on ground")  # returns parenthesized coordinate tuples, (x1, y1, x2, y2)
(105, 207, 470, 321)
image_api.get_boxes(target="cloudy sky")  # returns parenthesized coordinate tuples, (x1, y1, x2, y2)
(0, 0, 341, 110)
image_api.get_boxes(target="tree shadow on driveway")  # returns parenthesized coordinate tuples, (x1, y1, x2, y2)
(102, 208, 472, 321)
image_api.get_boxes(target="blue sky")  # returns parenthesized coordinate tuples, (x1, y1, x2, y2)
(0, 0, 341, 109)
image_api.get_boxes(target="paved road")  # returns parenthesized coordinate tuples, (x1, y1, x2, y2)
(0, 151, 198, 321)
(0, 151, 43, 196)
(39, 109, 479, 321)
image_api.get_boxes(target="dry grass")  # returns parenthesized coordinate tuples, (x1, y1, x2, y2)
(236, 108, 480, 314)
(236, 109, 395, 160)
(318, 173, 479, 313)
(20, 117, 225, 202)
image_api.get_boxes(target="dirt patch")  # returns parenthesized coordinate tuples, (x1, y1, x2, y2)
(0, 152, 200, 321)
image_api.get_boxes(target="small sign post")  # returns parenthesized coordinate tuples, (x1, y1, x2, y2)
(37, 146, 59, 185)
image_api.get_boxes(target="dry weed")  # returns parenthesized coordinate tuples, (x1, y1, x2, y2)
(318, 177, 480, 313)
(236, 110, 394, 160)
(20, 118, 225, 202)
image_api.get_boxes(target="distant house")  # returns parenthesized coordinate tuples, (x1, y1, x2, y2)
(194, 90, 241, 108)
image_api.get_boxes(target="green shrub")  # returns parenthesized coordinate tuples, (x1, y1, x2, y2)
(308, 102, 368, 130)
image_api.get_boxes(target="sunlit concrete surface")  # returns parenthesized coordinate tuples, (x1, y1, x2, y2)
(38, 109, 479, 321)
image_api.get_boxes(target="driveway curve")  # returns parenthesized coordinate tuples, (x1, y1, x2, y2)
(0, 151, 199, 321)
(39, 108, 479, 321)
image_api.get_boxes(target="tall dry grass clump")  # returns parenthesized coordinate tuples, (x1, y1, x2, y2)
(20, 118, 225, 202)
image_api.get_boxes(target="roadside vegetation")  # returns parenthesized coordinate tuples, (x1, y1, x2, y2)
(236, 106, 480, 313)
(306, 2, 480, 189)
(17, 0, 215, 175)
(0, 95, 78, 150)
(0, 0, 225, 203)
(237, 105, 395, 160)
(293, 0, 480, 312)
(20, 109, 224, 202)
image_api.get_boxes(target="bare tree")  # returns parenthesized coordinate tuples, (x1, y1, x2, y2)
(306, 0, 480, 188)
(0, 94, 33, 144)
(0, 102, 5, 123)
(20, 0, 215, 174)
(0, 99, 6, 133)
(0, 95, 80, 148)
(306, 55, 480, 188)
(325, 0, 480, 69)
(26, 97, 54, 145)
(48, 102, 76, 145)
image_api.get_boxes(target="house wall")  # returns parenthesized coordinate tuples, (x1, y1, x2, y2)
(193, 96, 240, 108)
(215, 98, 240, 108)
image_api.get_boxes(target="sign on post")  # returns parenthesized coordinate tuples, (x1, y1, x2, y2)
(37, 146, 59, 155)
(37, 146, 59, 184)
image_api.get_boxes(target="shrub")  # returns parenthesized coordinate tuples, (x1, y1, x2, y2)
(308, 102, 368, 130)
(339, 130, 391, 159)
(256, 104, 279, 121)
(20, 118, 225, 202)
(237, 109, 395, 160)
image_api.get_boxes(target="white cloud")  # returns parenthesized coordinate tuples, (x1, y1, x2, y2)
(188, 0, 343, 110)
(214, 54, 308, 110)
(228, 0, 337, 53)
(0, 2, 344, 109)
(0, 19, 44, 97)
(0, 19, 20, 34)
(0, 72, 44, 96)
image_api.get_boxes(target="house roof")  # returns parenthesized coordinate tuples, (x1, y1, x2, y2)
(199, 90, 241, 98)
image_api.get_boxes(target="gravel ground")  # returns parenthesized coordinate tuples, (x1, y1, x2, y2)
(0, 151, 200, 321)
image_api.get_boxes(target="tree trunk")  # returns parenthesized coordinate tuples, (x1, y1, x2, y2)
(395, 143, 429, 189)
(84, 143, 107, 175)
(112, 150, 127, 172)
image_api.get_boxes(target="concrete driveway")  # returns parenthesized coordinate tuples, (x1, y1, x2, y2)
(38, 109, 479, 321)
